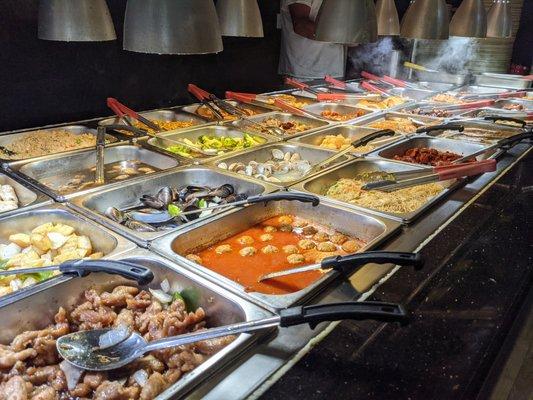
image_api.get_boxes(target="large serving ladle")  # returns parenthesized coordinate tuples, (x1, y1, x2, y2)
(57, 300, 408, 371)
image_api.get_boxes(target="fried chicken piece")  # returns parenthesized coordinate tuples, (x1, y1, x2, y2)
(0, 376, 29, 400)
(114, 308, 135, 329)
(32, 337, 58, 366)
(0, 347, 37, 369)
(139, 372, 167, 400)
(126, 290, 152, 310)
(29, 386, 57, 400)
(130, 355, 165, 374)
(71, 302, 117, 331)
(93, 381, 139, 400)
(25, 366, 60, 386)
(163, 369, 182, 385)
(101, 286, 139, 308)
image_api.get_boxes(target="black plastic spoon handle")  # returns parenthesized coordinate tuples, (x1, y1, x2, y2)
(321, 251, 424, 274)
(279, 301, 409, 328)
(59, 260, 154, 285)
(352, 129, 395, 148)
(246, 192, 320, 206)
(416, 123, 464, 134)
(483, 115, 526, 127)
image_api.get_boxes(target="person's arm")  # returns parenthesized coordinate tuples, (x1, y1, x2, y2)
(289, 3, 316, 40)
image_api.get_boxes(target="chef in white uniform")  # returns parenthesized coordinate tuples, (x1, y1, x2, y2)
(278, 0, 347, 79)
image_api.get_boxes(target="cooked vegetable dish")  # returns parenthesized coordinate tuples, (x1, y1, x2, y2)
(164, 134, 265, 158)
(428, 93, 465, 104)
(195, 104, 258, 121)
(0, 285, 234, 399)
(259, 118, 311, 135)
(357, 96, 406, 110)
(0, 223, 102, 297)
(1, 130, 98, 160)
(184, 215, 366, 295)
(318, 135, 381, 154)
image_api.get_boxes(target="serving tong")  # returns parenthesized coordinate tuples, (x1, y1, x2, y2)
(225, 91, 282, 111)
(58, 299, 409, 371)
(362, 159, 497, 192)
(458, 90, 527, 102)
(452, 131, 533, 163)
(0, 259, 154, 285)
(106, 97, 217, 156)
(311, 129, 396, 173)
(188, 84, 286, 137)
(324, 75, 364, 93)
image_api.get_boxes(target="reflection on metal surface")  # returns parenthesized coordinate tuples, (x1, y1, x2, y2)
(38, 0, 116, 42)
(449, 0, 487, 38)
(486, 0, 512, 38)
(376, 0, 400, 36)
(400, 0, 449, 40)
(315, 0, 378, 44)
(217, 0, 264, 38)
(123, 0, 223, 54)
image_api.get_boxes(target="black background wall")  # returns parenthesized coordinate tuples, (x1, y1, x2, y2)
(0, 0, 282, 132)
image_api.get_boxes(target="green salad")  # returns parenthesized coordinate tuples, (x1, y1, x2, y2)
(166, 133, 264, 158)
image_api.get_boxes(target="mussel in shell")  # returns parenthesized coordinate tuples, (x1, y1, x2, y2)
(105, 207, 127, 224)
(124, 219, 157, 232)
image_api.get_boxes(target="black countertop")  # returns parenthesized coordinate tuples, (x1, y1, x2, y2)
(262, 150, 533, 400)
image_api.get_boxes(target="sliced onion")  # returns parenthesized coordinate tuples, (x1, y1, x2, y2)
(160, 278, 170, 294)
(98, 324, 130, 349)
(149, 288, 173, 304)
(60, 360, 84, 391)
(132, 369, 149, 386)
(22, 277, 38, 288)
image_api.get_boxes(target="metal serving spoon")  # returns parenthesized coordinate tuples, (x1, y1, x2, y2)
(57, 301, 408, 371)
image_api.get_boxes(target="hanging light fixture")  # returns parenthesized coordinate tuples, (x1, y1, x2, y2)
(216, 0, 264, 38)
(449, 0, 487, 38)
(376, 0, 400, 36)
(400, 0, 449, 40)
(486, 0, 512, 38)
(38, 0, 116, 42)
(123, 0, 223, 55)
(315, 0, 377, 45)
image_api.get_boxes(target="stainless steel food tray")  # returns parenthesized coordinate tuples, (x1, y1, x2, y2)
(209, 143, 352, 188)
(151, 199, 401, 311)
(290, 158, 459, 224)
(302, 103, 375, 123)
(231, 111, 332, 139)
(474, 73, 532, 90)
(68, 166, 277, 246)
(289, 89, 382, 107)
(449, 85, 510, 95)
(8, 144, 181, 202)
(416, 81, 458, 92)
(269, 92, 318, 107)
(0, 248, 270, 400)
(388, 87, 436, 101)
(374, 136, 500, 166)
(0, 172, 52, 217)
(181, 101, 271, 122)
(354, 111, 442, 135)
(422, 119, 527, 144)
(0, 125, 118, 166)
(399, 102, 468, 118)
(289, 125, 405, 156)
(413, 70, 469, 86)
(99, 109, 212, 139)
(139, 125, 276, 164)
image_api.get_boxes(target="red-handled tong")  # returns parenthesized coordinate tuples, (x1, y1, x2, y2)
(106, 98, 162, 132)
(187, 84, 226, 120)
(284, 77, 320, 96)
(225, 91, 281, 111)
(381, 75, 420, 89)
(273, 98, 322, 119)
(324, 75, 364, 93)
(361, 81, 392, 98)
(362, 159, 497, 191)
(420, 99, 496, 111)
(460, 90, 528, 101)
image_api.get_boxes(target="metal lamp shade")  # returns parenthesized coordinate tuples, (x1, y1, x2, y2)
(450, 0, 487, 38)
(38, 0, 116, 42)
(376, 0, 400, 36)
(400, 0, 449, 40)
(123, 0, 223, 55)
(315, 0, 378, 45)
(486, 0, 512, 38)
(217, 0, 264, 37)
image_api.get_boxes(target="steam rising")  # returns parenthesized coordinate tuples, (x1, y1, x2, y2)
(348, 37, 395, 76)
(420, 37, 479, 75)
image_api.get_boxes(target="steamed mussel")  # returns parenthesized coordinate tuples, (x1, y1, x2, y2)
(103, 184, 246, 232)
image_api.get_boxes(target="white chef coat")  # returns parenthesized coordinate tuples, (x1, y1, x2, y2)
(278, 0, 346, 79)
